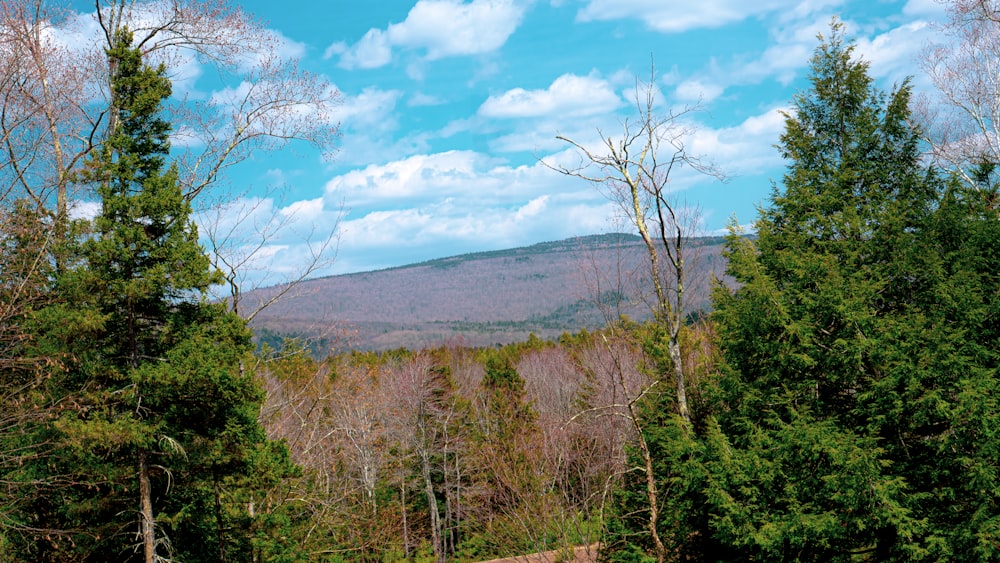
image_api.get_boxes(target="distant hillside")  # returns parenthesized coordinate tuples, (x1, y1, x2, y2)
(244, 233, 732, 352)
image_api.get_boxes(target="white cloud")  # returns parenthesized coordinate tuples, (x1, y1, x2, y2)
(335, 192, 614, 270)
(855, 21, 933, 83)
(674, 79, 726, 103)
(331, 87, 403, 126)
(310, 148, 619, 271)
(903, 0, 947, 17)
(409, 92, 447, 106)
(576, 0, 842, 33)
(515, 195, 549, 220)
(332, 0, 526, 70)
(479, 73, 623, 118)
(233, 29, 308, 73)
(685, 107, 788, 181)
(280, 197, 326, 222)
(659, 12, 931, 105)
(324, 151, 509, 205)
(334, 28, 393, 69)
(197, 194, 343, 290)
(322, 88, 412, 166)
(389, 0, 525, 59)
(219, 99, 789, 276)
(722, 17, 829, 87)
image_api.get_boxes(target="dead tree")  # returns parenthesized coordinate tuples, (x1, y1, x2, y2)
(547, 67, 724, 563)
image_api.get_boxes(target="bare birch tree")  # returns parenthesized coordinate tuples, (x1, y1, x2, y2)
(920, 0, 1000, 192)
(549, 70, 723, 426)
(201, 187, 343, 321)
(548, 69, 724, 563)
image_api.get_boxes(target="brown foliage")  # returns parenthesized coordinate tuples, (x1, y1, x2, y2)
(254, 331, 671, 560)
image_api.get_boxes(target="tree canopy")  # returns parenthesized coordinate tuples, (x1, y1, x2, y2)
(605, 21, 1000, 562)
(1, 27, 298, 563)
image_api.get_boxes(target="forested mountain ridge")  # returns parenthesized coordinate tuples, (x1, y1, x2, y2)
(245, 233, 732, 351)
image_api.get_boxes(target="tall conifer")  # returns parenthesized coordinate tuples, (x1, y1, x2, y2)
(9, 29, 299, 563)
(704, 21, 1000, 561)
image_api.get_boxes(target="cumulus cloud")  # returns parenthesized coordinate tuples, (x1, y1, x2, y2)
(328, 29, 393, 69)
(702, 15, 938, 93)
(854, 21, 934, 83)
(324, 151, 511, 205)
(479, 73, 623, 118)
(688, 107, 789, 177)
(576, 0, 843, 33)
(309, 149, 619, 271)
(197, 194, 343, 292)
(222, 98, 792, 277)
(658, 11, 930, 107)
(409, 92, 447, 106)
(331, 87, 403, 126)
(903, 0, 948, 17)
(335, 192, 615, 272)
(673, 79, 726, 103)
(330, 0, 527, 70)
(315, 86, 411, 167)
(471, 73, 628, 154)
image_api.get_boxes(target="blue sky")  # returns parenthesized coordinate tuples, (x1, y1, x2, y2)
(73, 0, 951, 279)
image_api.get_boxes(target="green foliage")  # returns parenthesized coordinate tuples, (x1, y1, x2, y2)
(697, 22, 939, 560)
(2, 29, 299, 562)
(606, 21, 1000, 562)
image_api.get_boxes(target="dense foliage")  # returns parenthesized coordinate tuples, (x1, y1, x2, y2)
(604, 22, 1000, 563)
(0, 30, 297, 562)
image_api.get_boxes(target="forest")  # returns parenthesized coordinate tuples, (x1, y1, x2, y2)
(1, 1, 1000, 562)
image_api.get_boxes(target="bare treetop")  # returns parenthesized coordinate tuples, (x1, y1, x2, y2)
(0, 0, 342, 215)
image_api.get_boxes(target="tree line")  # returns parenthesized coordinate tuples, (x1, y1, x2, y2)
(2, 0, 1000, 562)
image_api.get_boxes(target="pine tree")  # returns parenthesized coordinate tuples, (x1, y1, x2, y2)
(9, 29, 300, 562)
(604, 22, 987, 562)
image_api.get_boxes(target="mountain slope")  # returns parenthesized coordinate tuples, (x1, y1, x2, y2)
(245, 233, 731, 351)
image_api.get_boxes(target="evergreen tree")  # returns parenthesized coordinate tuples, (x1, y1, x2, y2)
(604, 21, 1000, 562)
(703, 21, 1000, 561)
(9, 29, 299, 562)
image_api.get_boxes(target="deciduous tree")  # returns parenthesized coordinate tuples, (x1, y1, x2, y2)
(0, 0, 341, 299)
(550, 67, 723, 563)
(920, 0, 1000, 192)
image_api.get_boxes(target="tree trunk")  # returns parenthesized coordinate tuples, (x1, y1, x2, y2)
(215, 473, 228, 563)
(139, 449, 155, 563)
(421, 448, 444, 563)
(636, 427, 667, 563)
(669, 336, 690, 425)
(401, 481, 411, 559)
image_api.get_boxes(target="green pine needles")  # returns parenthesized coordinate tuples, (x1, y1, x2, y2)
(605, 20, 1000, 562)
(3, 29, 299, 563)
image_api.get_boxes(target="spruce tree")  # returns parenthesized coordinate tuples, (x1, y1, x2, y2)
(9, 29, 299, 562)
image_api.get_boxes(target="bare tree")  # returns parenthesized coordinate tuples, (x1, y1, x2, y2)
(548, 69, 723, 426)
(518, 345, 618, 556)
(920, 0, 1000, 190)
(383, 353, 452, 563)
(201, 186, 343, 322)
(548, 68, 724, 563)
(0, 0, 341, 296)
(0, 0, 97, 223)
